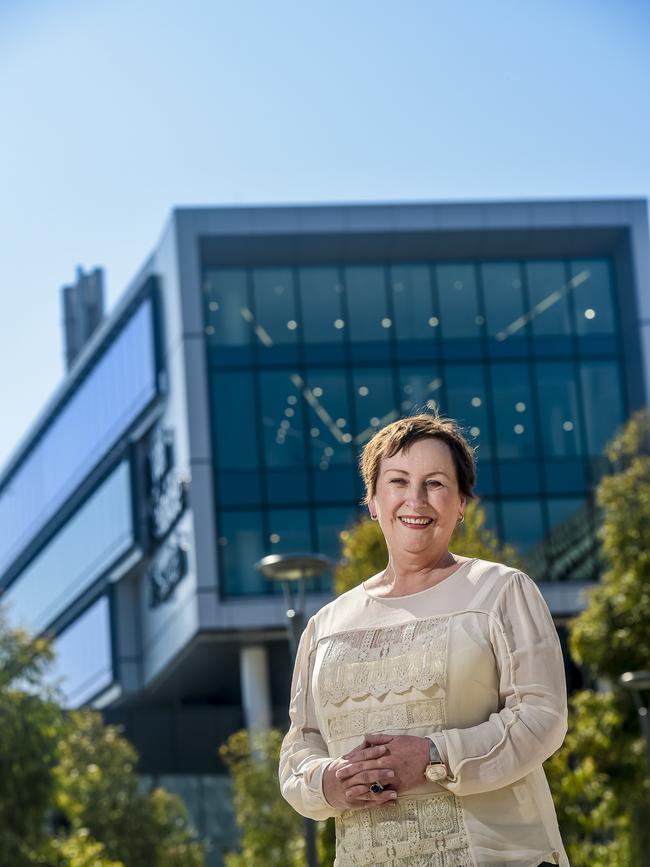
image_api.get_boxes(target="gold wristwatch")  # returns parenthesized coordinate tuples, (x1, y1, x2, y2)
(424, 736, 448, 783)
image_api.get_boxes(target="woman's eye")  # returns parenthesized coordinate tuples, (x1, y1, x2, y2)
(427, 480, 442, 487)
(389, 478, 406, 484)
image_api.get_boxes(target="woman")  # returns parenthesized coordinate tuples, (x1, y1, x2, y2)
(279, 414, 569, 867)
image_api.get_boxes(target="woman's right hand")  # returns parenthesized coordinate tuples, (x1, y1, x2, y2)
(323, 737, 397, 810)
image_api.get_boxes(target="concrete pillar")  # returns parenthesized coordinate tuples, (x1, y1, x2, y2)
(240, 644, 272, 732)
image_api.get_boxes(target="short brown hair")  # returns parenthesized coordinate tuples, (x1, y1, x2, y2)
(359, 413, 476, 505)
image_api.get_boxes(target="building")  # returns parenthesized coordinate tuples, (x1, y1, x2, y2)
(1, 199, 648, 862)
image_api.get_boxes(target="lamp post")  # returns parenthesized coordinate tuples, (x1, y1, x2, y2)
(256, 552, 332, 867)
(619, 671, 650, 776)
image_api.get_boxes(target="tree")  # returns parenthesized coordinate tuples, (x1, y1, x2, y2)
(0, 612, 205, 867)
(334, 499, 519, 596)
(545, 410, 650, 867)
(219, 729, 333, 867)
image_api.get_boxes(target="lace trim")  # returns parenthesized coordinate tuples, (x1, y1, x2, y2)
(319, 617, 449, 704)
(327, 699, 445, 741)
(335, 793, 473, 866)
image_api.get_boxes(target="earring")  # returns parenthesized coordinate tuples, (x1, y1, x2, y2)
(457, 514, 465, 524)
(370, 513, 378, 521)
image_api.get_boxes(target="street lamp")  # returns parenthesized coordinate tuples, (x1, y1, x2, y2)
(619, 671, 650, 775)
(256, 552, 332, 867)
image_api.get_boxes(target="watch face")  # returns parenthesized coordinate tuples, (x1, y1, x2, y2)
(425, 764, 447, 783)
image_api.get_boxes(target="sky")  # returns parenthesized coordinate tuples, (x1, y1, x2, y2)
(0, 0, 649, 469)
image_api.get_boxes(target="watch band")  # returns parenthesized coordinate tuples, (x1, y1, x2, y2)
(426, 736, 442, 764)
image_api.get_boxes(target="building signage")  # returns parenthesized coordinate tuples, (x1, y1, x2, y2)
(149, 535, 189, 608)
(147, 425, 190, 607)
(148, 426, 187, 542)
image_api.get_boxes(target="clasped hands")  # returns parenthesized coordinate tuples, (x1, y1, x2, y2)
(323, 733, 430, 810)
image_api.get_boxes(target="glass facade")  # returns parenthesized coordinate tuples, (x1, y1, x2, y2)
(48, 595, 113, 707)
(203, 258, 626, 595)
(0, 299, 157, 577)
(2, 461, 133, 632)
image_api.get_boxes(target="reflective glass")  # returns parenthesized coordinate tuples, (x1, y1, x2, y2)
(210, 371, 260, 469)
(217, 511, 266, 595)
(203, 269, 254, 366)
(298, 267, 345, 363)
(0, 299, 156, 576)
(252, 268, 298, 346)
(442, 364, 492, 459)
(390, 264, 438, 358)
(580, 361, 624, 454)
(535, 362, 583, 457)
(500, 499, 545, 557)
(481, 262, 527, 355)
(436, 264, 481, 340)
(49, 596, 113, 707)
(545, 498, 597, 582)
(3, 462, 133, 633)
(526, 261, 572, 338)
(489, 363, 538, 459)
(570, 260, 616, 335)
(266, 508, 313, 555)
(398, 366, 443, 417)
(352, 368, 397, 447)
(304, 369, 354, 468)
(344, 266, 391, 361)
(259, 371, 306, 468)
(316, 507, 361, 563)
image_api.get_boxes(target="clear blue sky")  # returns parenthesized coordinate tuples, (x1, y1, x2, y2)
(1, 0, 648, 469)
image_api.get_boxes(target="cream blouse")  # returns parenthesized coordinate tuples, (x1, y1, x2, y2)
(279, 558, 569, 867)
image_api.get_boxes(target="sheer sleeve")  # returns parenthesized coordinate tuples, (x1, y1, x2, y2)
(429, 571, 568, 797)
(278, 617, 341, 820)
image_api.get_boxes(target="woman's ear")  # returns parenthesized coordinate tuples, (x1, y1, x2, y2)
(368, 499, 378, 521)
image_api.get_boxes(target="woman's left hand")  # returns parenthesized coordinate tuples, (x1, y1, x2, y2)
(335, 733, 430, 798)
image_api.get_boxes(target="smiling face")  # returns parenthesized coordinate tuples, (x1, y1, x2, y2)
(369, 437, 466, 560)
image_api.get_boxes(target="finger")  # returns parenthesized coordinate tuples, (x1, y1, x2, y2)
(363, 734, 393, 746)
(343, 768, 395, 790)
(347, 790, 398, 807)
(342, 743, 388, 762)
(336, 758, 389, 781)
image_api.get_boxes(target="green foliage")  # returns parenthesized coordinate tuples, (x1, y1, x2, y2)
(0, 613, 205, 867)
(545, 410, 650, 866)
(220, 729, 334, 867)
(0, 613, 62, 867)
(54, 710, 205, 867)
(334, 499, 519, 595)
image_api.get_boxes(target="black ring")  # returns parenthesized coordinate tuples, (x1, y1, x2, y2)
(369, 781, 384, 794)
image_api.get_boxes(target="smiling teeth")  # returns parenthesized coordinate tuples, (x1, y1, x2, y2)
(400, 517, 432, 525)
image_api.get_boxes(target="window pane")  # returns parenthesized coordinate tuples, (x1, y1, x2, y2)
(298, 267, 345, 362)
(203, 269, 253, 365)
(345, 266, 391, 360)
(352, 368, 397, 447)
(398, 366, 443, 417)
(315, 507, 360, 563)
(259, 371, 306, 468)
(218, 511, 265, 596)
(544, 498, 597, 582)
(210, 371, 260, 470)
(570, 260, 616, 335)
(252, 268, 298, 345)
(304, 369, 354, 467)
(266, 509, 313, 556)
(481, 262, 527, 354)
(526, 261, 572, 337)
(390, 264, 438, 348)
(489, 363, 538, 459)
(535, 362, 583, 457)
(0, 298, 157, 576)
(442, 364, 492, 459)
(49, 596, 113, 707)
(4, 462, 133, 632)
(501, 499, 545, 560)
(580, 361, 624, 454)
(437, 264, 480, 339)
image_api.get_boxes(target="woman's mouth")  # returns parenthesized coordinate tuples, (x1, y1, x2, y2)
(398, 516, 433, 528)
